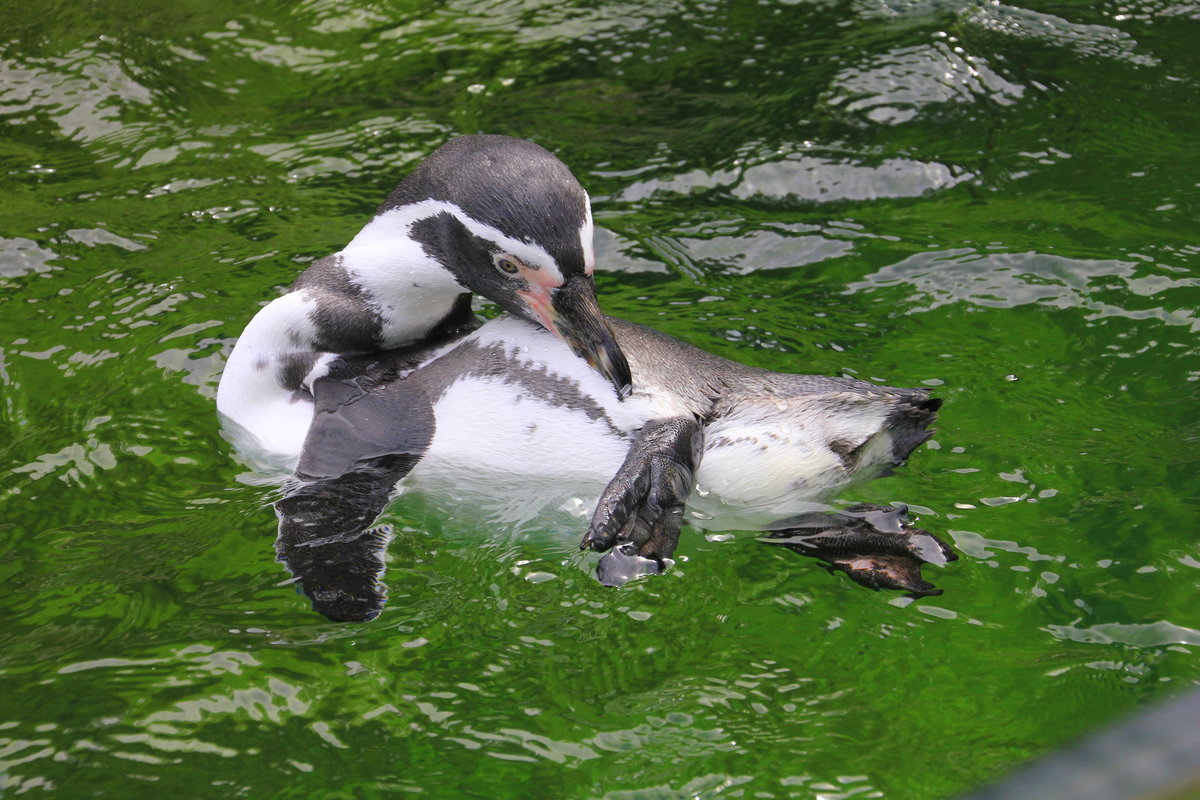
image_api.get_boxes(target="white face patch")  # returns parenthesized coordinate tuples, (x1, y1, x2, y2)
(347, 199, 566, 285)
(339, 200, 569, 344)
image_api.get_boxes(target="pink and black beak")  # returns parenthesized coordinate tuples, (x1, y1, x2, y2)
(521, 275, 632, 399)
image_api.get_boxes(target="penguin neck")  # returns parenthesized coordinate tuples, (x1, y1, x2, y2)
(332, 203, 472, 349)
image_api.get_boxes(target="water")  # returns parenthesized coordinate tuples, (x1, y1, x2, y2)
(2, 0, 1198, 797)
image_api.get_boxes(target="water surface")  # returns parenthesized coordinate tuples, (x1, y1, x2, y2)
(2, 1, 1198, 797)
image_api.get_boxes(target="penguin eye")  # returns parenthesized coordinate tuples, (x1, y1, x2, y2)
(494, 255, 522, 275)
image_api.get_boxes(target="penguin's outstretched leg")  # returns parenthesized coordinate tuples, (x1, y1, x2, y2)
(762, 503, 957, 597)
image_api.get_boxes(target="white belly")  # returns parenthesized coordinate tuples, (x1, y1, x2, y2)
(405, 379, 629, 525)
(404, 321, 662, 524)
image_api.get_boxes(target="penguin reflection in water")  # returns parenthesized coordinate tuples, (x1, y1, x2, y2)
(216, 136, 955, 622)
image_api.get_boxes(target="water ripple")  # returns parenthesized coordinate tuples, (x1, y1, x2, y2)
(964, 3, 1159, 66)
(825, 41, 1026, 125)
(613, 151, 970, 206)
(847, 249, 1200, 330)
(1047, 620, 1200, 648)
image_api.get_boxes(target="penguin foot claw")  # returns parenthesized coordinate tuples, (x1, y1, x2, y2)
(762, 503, 957, 598)
(581, 417, 701, 585)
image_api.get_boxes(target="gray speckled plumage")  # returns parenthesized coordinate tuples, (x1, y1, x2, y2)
(290, 253, 387, 353)
(609, 316, 939, 470)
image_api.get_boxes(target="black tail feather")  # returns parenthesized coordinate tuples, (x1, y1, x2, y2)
(887, 393, 942, 467)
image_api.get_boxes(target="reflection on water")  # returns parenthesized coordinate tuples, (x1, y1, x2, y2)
(848, 249, 1200, 330)
(1, 0, 1198, 797)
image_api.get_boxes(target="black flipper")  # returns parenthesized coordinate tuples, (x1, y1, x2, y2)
(275, 376, 435, 622)
(762, 503, 957, 597)
(580, 416, 702, 586)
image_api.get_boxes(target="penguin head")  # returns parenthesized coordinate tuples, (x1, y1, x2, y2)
(383, 135, 631, 397)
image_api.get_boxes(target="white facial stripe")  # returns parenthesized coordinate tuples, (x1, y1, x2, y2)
(347, 200, 565, 284)
(580, 192, 595, 275)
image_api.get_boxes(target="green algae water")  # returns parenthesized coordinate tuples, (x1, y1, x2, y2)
(2, 1, 1198, 797)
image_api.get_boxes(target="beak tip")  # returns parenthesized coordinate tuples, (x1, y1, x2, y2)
(550, 275, 634, 400)
(605, 355, 633, 401)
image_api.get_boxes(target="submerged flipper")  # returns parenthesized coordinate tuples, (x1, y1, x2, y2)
(581, 416, 702, 586)
(762, 503, 956, 597)
(275, 377, 434, 622)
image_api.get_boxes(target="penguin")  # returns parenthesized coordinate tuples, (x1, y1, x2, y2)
(213, 135, 951, 622)
(271, 313, 950, 621)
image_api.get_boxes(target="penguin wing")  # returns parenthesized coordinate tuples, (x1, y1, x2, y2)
(274, 375, 436, 622)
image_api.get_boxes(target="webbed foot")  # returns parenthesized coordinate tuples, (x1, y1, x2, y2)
(580, 417, 702, 586)
(762, 503, 957, 597)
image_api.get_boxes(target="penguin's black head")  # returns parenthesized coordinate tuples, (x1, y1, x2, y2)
(385, 135, 631, 398)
